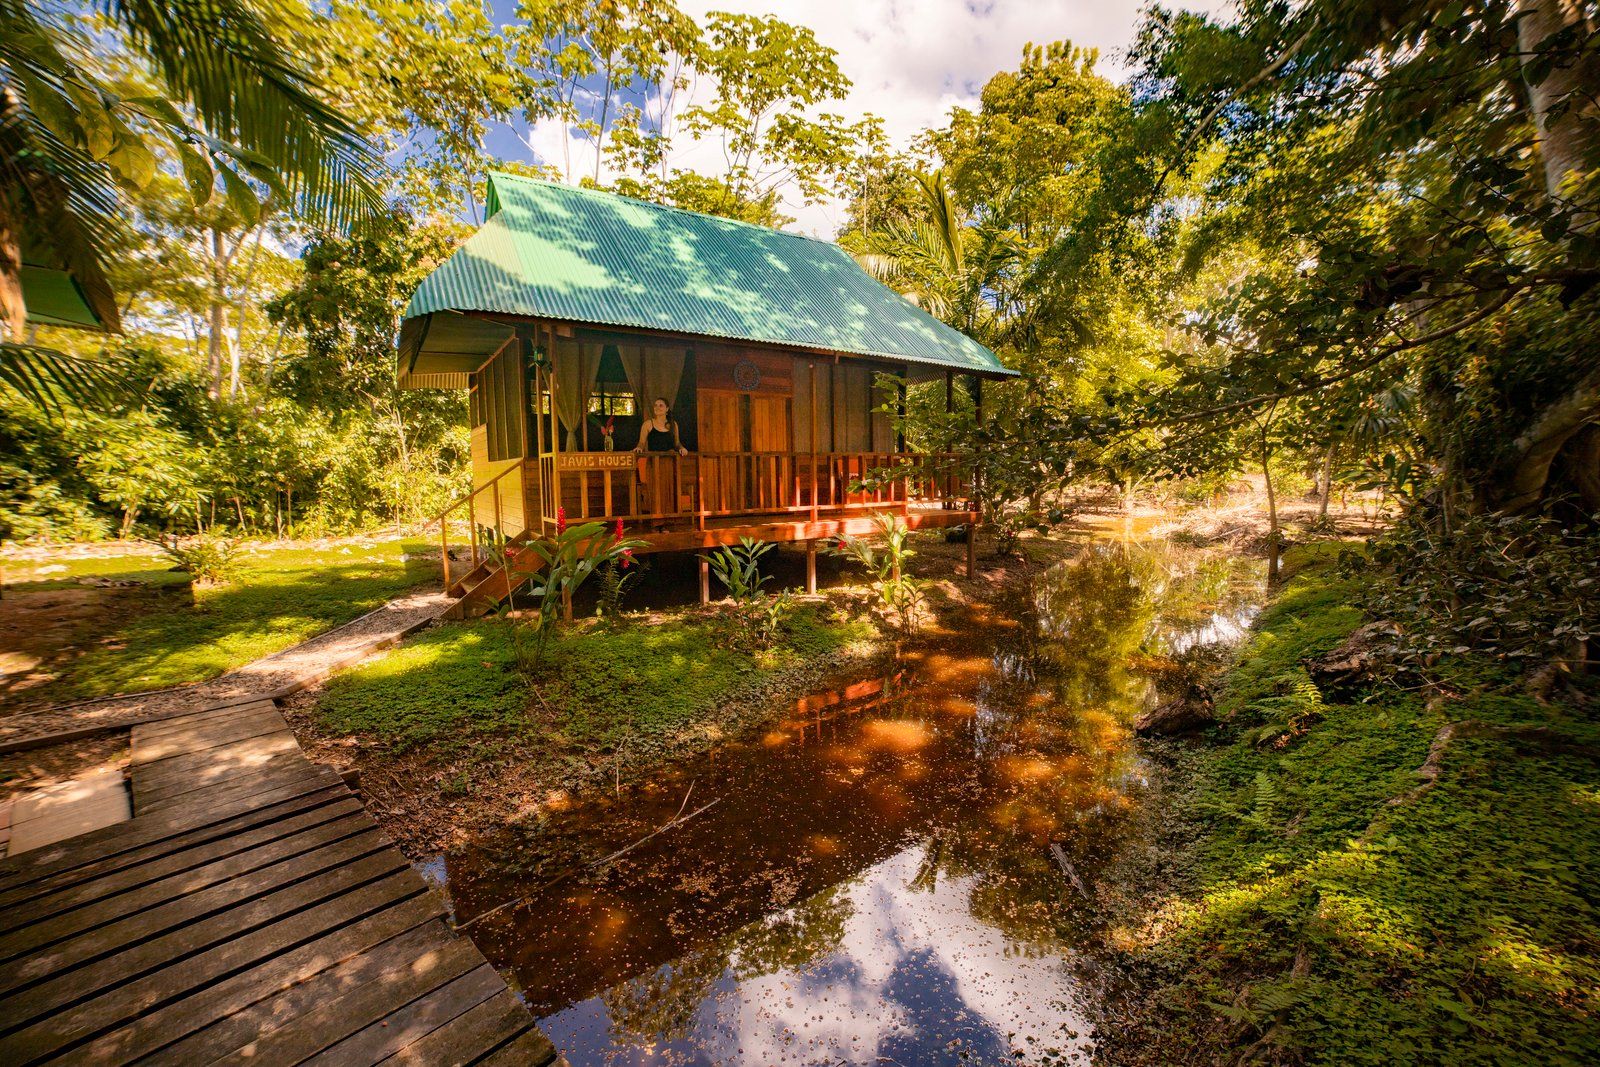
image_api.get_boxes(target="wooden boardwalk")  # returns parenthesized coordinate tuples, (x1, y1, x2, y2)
(0, 700, 560, 1066)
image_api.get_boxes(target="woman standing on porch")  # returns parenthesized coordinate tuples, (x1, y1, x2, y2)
(634, 397, 688, 456)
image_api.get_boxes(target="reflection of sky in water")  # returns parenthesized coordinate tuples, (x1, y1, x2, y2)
(540, 844, 1089, 1066)
(1161, 605, 1261, 657)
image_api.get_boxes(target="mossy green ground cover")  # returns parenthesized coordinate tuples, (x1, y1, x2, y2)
(1122, 547, 1600, 1066)
(313, 607, 874, 755)
(3, 541, 436, 704)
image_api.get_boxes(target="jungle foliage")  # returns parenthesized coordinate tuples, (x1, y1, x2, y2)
(1106, 549, 1600, 1067)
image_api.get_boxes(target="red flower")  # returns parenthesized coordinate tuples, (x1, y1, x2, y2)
(556, 506, 567, 535)
(615, 517, 625, 542)
(621, 547, 635, 569)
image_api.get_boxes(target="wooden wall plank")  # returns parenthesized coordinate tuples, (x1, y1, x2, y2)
(696, 344, 793, 395)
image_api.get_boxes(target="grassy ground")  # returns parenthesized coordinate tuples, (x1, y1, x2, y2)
(314, 605, 875, 753)
(1, 539, 438, 708)
(292, 600, 883, 854)
(1106, 547, 1600, 1067)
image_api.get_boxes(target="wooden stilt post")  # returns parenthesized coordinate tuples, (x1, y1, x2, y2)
(968, 374, 983, 580)
(809, 362, 819, 523)
(806, 539, 817, 594)
(699, 556, 711, 604)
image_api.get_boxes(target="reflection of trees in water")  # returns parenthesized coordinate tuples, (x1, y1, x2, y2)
(599, 883, 856, 1050)
(941, 541, 1265, 949)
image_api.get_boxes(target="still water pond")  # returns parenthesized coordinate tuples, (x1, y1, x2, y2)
(436, 540, 1264, 1066)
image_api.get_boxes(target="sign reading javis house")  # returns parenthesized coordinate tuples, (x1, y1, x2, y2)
(557, 453, 639, 472)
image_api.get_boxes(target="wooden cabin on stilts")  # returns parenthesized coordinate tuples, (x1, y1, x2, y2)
(397, 174, 1017, 614)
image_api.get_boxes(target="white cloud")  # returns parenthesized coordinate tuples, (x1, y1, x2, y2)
(675, 0, 1237, 235)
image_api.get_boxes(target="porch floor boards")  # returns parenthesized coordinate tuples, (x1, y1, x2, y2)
(0, 703, 561, 1067)
(556, 504, 976, 555)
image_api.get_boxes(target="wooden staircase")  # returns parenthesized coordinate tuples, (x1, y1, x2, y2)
(441, 546, 543, 620)
(435, 462, 542, 620)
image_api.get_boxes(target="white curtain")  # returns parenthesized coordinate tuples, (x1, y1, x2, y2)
(618, 345, 688, 423)
(552, 340, 602, 450)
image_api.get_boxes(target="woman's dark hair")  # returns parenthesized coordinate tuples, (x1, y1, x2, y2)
(652, 396, 675, 430)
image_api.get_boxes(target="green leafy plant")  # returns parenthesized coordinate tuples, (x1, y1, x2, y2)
(145, 531, 243, 584)
(504, 518, 648, 674)
(1347, 511, 1600, 673)
(756, 588, 796, 648)
(702, 537, 774, 605)
(595, 554, 648, 623)
(830, 511, 928, 633)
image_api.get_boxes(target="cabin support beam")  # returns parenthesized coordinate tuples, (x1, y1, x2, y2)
(805, 539, 817, 594)
(699, 556, 710, 604)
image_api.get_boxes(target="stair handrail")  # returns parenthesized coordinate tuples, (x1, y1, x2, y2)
(437, 461, 528, 591)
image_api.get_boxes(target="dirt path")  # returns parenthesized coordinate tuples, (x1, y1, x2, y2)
(0, 587, 453, 753)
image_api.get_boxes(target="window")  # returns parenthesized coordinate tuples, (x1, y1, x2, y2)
(588, 345, 635, 415)
(588, 386, 635, 416)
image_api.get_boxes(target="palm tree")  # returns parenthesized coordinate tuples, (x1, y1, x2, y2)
(849, 168, 1022, 340)
(0, 0, 385, 407)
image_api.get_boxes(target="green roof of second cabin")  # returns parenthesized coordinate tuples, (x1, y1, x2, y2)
(398, 173, 1015, 386)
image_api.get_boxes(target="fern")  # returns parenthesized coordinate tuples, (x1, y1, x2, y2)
(1240, 771, 1281, 834)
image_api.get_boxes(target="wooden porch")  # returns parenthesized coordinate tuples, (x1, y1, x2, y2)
(436, 448, 977, 611)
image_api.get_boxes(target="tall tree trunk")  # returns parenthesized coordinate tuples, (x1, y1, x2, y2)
(1317, 441, 1336, 521)
(206, 229, 228, 397)
(1517, 0, 1600, 224)
(227, 333, 241, 397)
(0, 203, 24, 343)
(1499, 363, 1600, 513)
(1261, 430, 1280, 584)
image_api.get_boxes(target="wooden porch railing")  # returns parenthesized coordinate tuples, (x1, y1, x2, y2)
(537, 450, 973, 535)
(436, 461, 528, 592)
(435, 450, 973, 590)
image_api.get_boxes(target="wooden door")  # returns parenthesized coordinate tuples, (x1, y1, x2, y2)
(698, 391, 741, 513)
(750, 396, 792, 510)
(696, 391, 793, 513)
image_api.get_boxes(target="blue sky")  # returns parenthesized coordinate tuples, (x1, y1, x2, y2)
(480, 0, 1236, 235)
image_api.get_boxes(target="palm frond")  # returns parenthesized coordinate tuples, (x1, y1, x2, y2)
(104, 0, 386, 228)
(0, 343, 130, 412)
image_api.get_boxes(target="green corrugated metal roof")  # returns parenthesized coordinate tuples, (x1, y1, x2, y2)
(21, 264, 106, 329)
(402, 174, 1015, 376)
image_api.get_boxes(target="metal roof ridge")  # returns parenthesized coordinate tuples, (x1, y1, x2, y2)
(485, 172, 834, 247)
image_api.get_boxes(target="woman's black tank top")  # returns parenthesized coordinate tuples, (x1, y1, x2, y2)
(646, 425, 675, 452)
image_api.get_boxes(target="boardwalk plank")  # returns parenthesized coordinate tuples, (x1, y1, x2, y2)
(0, 791, 356, 937)
(0, 829, 393, 1003)
(304, 964, 505, 1067)
(131, 701, 281, 741)
(87, 897, 445, 1067)
(0, 807, 371, 965)
(131, 712, 289, 765)
(381, 990, 551, 1067)
(132, 734, 304, 806)
(475, 1025, 563, 1067)
(0, 771, 341, 898)
(132, 700, 282, 739)
(218, 928, 486, 1067)
(136, 755, 321, 815)
(0, 617, 547, 1066)
(0, 861, 419, 1064)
